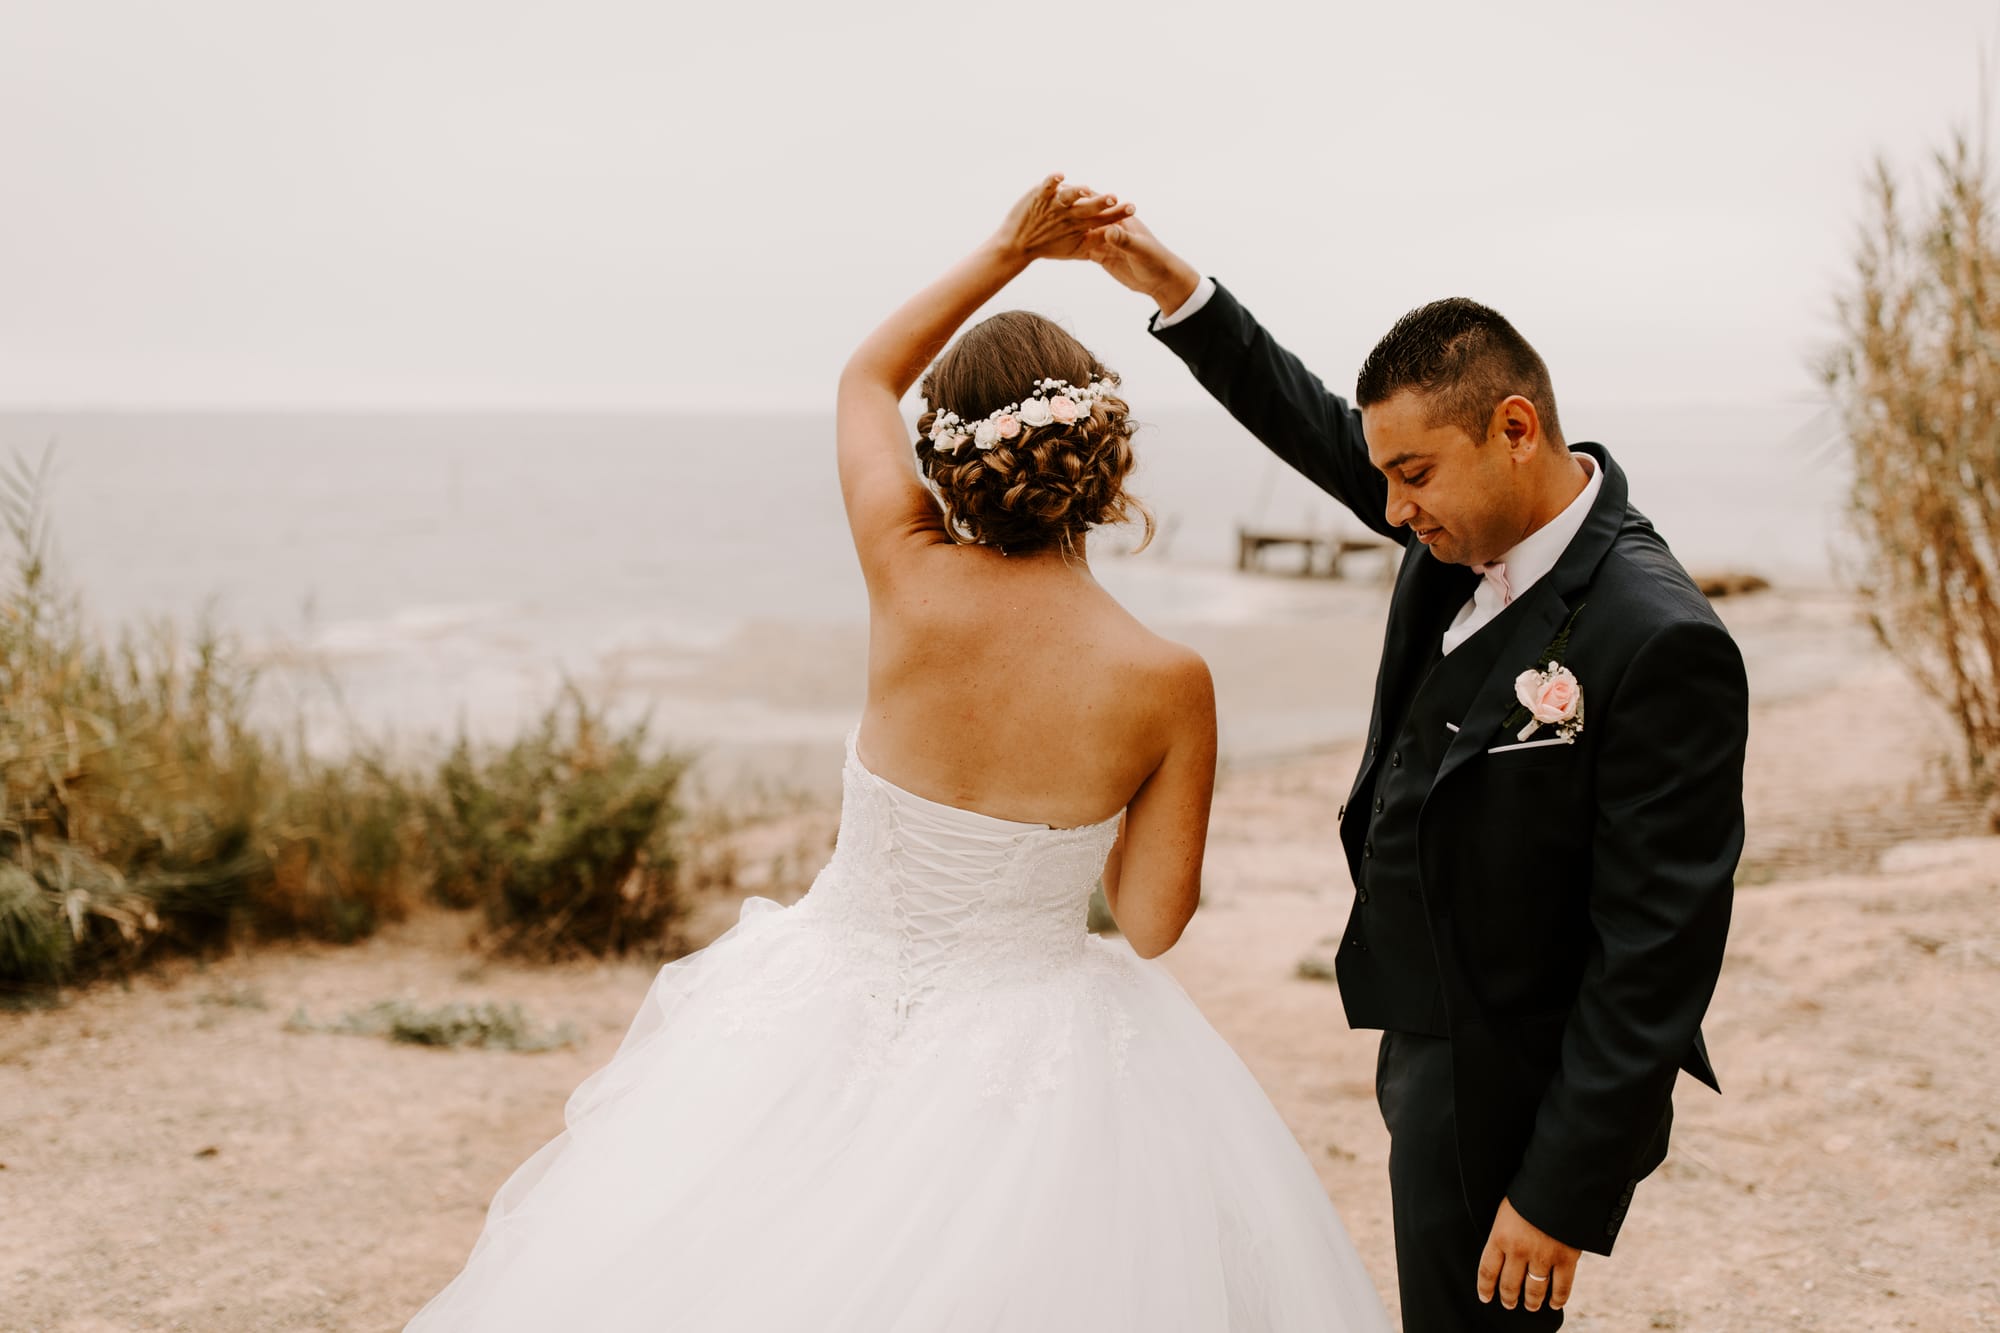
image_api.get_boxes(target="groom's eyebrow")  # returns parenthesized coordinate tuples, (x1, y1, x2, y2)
(1378, 451, 1428, 472)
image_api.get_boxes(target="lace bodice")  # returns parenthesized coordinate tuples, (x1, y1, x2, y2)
(792, 726, 1124, 1019)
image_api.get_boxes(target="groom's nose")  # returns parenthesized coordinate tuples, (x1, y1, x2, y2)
(1383, 487, 1418, 530)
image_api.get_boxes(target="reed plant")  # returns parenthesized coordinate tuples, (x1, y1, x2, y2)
(1826, 118, 2000, 798)
(0, 447, 429, 983)
(0, 448, 703, 987)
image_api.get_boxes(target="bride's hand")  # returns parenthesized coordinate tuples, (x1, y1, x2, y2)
(993, 173, 1135, 263)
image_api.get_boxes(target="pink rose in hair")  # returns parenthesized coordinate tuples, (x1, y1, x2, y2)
(1048, 395, 1080, 425)
(994, 413, 1021, 439)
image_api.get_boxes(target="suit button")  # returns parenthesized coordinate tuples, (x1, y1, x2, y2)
(1357, 888, 1370, 903)
(1363, 840, 1374, 858)
(1373, 797, 1384, 814)
(1391, 751, 1402, 767)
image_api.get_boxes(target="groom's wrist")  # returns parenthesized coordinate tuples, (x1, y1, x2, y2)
(1148, 263, 1204, 322)
(1150, 272, 1213, 333)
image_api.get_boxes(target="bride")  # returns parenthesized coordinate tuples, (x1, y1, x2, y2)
(405, 176, 1391, 1331)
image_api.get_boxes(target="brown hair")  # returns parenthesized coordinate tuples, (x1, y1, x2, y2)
(915, 311, 1153, 557)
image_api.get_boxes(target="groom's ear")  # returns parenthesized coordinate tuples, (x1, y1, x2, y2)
(1493, 395, 1543, 460)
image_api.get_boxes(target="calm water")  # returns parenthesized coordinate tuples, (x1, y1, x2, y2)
(0, 402, 1849, 776)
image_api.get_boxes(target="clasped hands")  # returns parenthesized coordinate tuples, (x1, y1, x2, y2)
(990, 174, 1132, 263)
(989, 174, 1206, 321)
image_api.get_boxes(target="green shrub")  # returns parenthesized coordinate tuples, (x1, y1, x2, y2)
(425, 686, 688, 959)
(0, 447, 701, 987)
(0, 861, 69, 983)
(286, 997, 578, 1051)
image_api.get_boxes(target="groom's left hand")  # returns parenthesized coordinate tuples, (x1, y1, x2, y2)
(1477, 1196, 1581, 1313)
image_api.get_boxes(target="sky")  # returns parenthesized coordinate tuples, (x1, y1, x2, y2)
(2, 0, 1997, 412)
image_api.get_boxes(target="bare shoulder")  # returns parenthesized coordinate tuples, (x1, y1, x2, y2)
(1124, 631, 1216, 747)
(1141, 634, 1213, 701)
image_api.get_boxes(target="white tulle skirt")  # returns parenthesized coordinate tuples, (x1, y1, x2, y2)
(405, 894, 1392, 1332)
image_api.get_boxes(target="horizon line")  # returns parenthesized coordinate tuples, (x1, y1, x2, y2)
(0, 393, 1833, 419)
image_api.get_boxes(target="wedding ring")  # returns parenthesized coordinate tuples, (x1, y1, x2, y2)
(1525, 1271, 1549, 1283)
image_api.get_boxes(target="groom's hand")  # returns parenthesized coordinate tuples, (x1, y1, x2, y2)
(1083, 215, 1203, 322)
(993, 174, 1134, 263)
(1478, 1196, 1581, 1313)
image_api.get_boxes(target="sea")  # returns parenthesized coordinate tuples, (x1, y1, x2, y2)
(0, 402, 1851, 795)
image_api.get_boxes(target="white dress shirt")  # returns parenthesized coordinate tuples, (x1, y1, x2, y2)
(1441, 456, 1600, 655)
(1152, 275, 1218, 331)
(1151, 279, 1601, 656)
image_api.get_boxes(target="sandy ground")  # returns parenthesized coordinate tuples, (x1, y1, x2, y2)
(4, 588, 1998, 1331)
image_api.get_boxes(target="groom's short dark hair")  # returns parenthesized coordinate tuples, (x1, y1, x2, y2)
(1355, 298, 1564, 448)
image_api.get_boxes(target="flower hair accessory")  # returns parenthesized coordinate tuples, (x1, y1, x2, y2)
(927, 377, 1115, 455)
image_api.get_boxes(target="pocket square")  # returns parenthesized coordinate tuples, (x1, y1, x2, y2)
(1485, 736, 1575, 755)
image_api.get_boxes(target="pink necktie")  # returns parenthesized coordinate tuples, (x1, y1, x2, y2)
(1472, 561, 1513, 607)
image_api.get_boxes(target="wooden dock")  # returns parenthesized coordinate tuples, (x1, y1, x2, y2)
(1236, 526, 1400, 581)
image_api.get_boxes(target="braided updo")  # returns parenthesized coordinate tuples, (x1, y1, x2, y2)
(915, 311, 1153, 557)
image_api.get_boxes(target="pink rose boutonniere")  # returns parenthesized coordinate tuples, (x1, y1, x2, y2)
(1511, 662, 1585, 743)
(1495, 603, 1588, 744)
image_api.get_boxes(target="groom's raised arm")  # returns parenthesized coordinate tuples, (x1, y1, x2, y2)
(1090, 220, 1398, 542)
(1150, 283, 1397, 542)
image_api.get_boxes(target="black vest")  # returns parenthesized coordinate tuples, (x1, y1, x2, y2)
(1336, 605, 1508, 1036)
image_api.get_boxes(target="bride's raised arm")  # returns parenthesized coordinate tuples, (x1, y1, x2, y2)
(835, 174, 1131, 584)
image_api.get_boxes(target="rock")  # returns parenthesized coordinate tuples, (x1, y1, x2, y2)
(1295, 954, 1337, 982)
(1694, 571, 1772, 598)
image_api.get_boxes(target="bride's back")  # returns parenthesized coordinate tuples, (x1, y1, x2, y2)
(858, 546, 1195, 830)
(838, 305, 1215, 956)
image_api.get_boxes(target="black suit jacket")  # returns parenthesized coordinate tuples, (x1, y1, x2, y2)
(1154, 282, 1748, 1256)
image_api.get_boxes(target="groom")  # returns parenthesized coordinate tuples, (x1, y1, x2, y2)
(1088, 219, 1747, 1329)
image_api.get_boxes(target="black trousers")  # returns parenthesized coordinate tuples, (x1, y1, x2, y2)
(1375, 1030, 1564, 1332)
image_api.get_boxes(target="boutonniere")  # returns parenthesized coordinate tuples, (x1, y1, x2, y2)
(1498, 604, 1586, 744)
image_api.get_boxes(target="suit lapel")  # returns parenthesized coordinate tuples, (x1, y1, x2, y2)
(1431, 589, 1569, 784)
(1430, 442, 1629, 789)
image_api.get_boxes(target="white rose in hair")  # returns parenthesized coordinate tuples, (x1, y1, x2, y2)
(974, 420, 998, 449)
(1018, 397, 1054, 428)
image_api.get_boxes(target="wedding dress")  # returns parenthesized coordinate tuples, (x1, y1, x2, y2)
(406, 724, 1392, 1331)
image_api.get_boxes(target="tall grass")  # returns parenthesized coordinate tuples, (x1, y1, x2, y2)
(426, 686, 688, 958)
(0, 448, 702, 987)
(1826, 117, 2000, 797)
